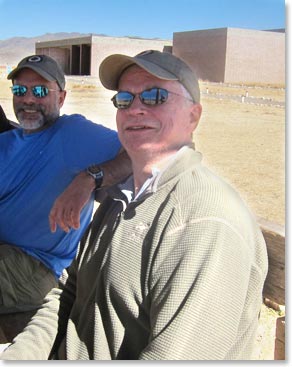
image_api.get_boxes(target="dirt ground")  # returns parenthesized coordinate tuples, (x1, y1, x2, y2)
(0, 77, 285, 360)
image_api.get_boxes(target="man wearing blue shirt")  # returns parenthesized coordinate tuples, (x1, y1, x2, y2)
(0, 55, 131, 341)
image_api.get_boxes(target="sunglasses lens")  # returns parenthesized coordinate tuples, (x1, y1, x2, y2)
(111, 88, 169, 109)
(11, 85, 50, 98)
(33, 86, 49, 98)
(11, 85, 27, 97)
(140, 88, 168, 105)
(112, 92, 134, 109)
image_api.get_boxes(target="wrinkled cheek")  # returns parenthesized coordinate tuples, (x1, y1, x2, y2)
(119, 133, 150, 153)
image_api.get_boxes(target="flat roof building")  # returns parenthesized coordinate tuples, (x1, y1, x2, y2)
(35, 28, 285, 85)
(173, 28, 285, 85)
(35, 35, 171, 78)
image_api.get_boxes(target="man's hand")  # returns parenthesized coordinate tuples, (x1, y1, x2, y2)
(49, 172, 95, 233)
(49, 149, 132, 233)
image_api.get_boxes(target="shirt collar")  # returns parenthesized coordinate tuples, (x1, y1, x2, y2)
(119, 145, 191, 202)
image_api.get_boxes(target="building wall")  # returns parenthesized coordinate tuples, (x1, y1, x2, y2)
(35, 29, 285, 85)
(89, 36, 172, 78)
(173, 28, 228, 82)
(224, 28, 285, 84)
(36, 36, 172, 78)
(173, 28, 285, 85)
(36, 47, 70, 74)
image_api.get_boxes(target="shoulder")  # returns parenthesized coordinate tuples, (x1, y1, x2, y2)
(58, 114, 116, 134)
(58, 114, 95, 127)
(170, 166, 257, 238)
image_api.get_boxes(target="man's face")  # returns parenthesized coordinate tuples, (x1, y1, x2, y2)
(116, 66, 202, 162)
(12, 68, 66, 132)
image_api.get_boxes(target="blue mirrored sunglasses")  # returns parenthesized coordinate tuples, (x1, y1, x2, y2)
(111, 87, 194, 110)
(111, 88, 168, 109)
(11, 85, 59, 98)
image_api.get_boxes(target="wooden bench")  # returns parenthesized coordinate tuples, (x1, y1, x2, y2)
(258, 217, 285, 360)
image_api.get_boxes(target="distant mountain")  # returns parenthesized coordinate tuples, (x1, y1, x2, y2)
(0, 32, 96, 65)
(0, 32, 169, 66)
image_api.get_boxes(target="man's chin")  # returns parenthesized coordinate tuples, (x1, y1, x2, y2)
(18, 120, 45, 131)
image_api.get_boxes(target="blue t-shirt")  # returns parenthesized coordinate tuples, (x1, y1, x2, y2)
(0, 114, 121, 277)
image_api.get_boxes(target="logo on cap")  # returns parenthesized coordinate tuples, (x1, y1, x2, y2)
(27, 56, 43, 63)
(136, 50, 154, 57)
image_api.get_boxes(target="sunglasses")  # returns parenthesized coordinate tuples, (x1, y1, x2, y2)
(111, 87, 193, 109)
(11, 85, 60, 98)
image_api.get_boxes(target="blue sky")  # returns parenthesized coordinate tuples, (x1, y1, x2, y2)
(0, 0, 286, 40)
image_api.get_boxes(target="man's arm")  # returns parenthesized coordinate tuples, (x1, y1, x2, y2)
(0, 105, 16, 133)
(49, 149, 132, 233)
(139, 221, 259, 360)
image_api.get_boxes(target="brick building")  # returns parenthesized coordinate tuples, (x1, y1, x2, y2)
(173, 27, 285, 85)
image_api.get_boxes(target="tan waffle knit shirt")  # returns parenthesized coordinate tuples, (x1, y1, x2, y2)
(1, 146, 268, 360)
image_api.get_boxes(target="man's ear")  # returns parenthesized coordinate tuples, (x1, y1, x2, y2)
(190, 103, 202, 132)
(59, 90, 67, 108)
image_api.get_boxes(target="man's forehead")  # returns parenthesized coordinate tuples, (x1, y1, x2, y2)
(119, 65, 174, 86)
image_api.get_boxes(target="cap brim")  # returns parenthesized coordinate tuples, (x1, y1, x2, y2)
(7, 65, 56, 82)
(99, 54, 178, 90)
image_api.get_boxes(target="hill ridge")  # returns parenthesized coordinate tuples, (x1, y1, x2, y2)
(0, 32, 169, 65)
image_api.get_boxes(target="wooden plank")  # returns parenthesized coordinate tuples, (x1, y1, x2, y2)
(257, 217, 285, 305)
(274, 316, 285, 360)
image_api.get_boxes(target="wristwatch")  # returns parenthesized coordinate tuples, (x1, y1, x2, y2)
(86, 165, 104, 190)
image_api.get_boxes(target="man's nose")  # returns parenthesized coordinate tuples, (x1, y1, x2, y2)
(19, 88, 38, 102)
(127, 95, 146, 114)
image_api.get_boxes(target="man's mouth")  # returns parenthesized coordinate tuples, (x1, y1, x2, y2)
(22, 108, 39, 113)
(127, 126, 152, 130)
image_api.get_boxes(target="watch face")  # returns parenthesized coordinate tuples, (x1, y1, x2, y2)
(87, 166, 104, 189)
(88, 165, 102, 174)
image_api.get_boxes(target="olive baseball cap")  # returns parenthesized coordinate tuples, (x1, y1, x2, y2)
(99, 50, 200, 103)
(7, 55, 65, 90)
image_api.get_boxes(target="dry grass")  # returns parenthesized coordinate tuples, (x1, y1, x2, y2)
(196, 93, 285, 226)
(200, 81, 285, 102)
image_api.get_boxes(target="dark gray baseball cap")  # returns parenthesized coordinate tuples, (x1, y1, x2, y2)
(99, 50, 200, 103)
(7, 55, 65, 90)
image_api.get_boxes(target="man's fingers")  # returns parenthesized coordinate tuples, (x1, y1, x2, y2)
(49, 202, 81, 233)
(70, 206, 82, 229)
(49, 202, 70, 233)
(49, 218, 57, 233)
(48, 171, 94, 233)
(49, 206, 58, 233)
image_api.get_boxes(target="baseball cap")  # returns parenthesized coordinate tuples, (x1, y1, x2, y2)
(99, 50, 200, 103)
(7, 55, 65, 90)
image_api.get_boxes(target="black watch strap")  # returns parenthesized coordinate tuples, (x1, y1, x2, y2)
(86, 165, 104, 190)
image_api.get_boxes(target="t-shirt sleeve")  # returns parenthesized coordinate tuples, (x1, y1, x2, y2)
(60, 114, 121, 171)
